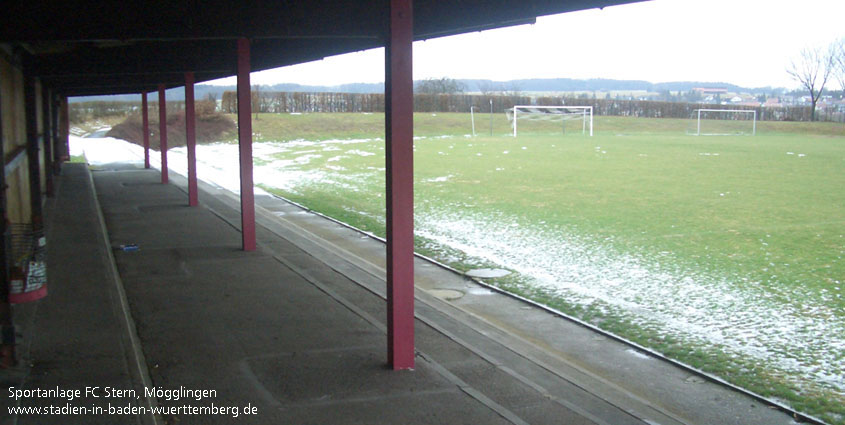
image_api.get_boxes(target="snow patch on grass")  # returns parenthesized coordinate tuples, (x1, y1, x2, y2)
(347, 149, 376, 157)
(423, 175, 453, 183)
(417, 209, 845, 395)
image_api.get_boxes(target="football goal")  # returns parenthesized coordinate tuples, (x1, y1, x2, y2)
(689, 109, 757, 136)
(507, 106, 593, 137)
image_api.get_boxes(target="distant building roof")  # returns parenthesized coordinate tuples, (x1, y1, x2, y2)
(764, 98, 782, 107)
(693, 87, 729, 94)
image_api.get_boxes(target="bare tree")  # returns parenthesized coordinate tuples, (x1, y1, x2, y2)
(787, 44, 836, 121)
(834, 38, 845, 98)
(221, 91, 237, 113)
(502, 81, 523, 98)
(251, 84, 261, 120)
(476, 80, 499, 96)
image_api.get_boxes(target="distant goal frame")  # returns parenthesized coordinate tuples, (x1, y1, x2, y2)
(692, 109, 757, 136)
(509, 105, 593, 137)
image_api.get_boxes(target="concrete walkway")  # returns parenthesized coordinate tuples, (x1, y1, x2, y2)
(2, 162, 800, 425)
(1, 163, 152, 425)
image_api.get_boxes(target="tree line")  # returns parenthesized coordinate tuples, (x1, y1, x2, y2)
(534, 97, 811, 121)
(218, 90, 811, 121)
(72, 93, 814, 123)
(69, 100, 188, 123)
(219, 90, 534, 114)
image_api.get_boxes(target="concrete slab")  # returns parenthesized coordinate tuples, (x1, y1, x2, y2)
(246, 347, 450, 403)
(91, 165, 528, 425)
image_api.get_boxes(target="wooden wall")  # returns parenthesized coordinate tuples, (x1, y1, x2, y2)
(1, 49, 31, 225)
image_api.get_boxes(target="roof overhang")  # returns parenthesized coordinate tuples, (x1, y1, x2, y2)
(1, 0, 644, 96)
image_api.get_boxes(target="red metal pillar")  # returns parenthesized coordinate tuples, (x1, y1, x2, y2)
(158, 84, 168, 184)
(185, 72, 198, 206)
(237, 38, 256, 251)
(385, 0, 415, 370)
(24, 75, 43, 231)
(142, 92, 150, 169)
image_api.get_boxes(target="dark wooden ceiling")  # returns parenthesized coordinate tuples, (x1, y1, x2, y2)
(1, 0, 642, 96)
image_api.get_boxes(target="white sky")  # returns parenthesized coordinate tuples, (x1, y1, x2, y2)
(205, 0, 845, 90)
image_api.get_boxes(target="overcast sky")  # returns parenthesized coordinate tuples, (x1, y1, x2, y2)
(205, 0, 845, 90)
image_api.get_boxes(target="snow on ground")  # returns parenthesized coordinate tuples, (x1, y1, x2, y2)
(423, 175, 453, 183)
(346, 149, 376, 156)
(416, 209, 845, 395)
(70, 135, 145, 165)
(71, 135, 844, 396)
(70, 136, 370, 195)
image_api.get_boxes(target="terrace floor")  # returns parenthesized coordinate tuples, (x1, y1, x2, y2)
(0, 162, 800, 424)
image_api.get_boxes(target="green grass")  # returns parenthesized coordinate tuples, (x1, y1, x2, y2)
(228, 112, 845, 141)
(226, 112, 519, 141)
(246, 112, 845, 423)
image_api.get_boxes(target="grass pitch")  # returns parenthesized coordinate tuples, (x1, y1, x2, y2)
(237, 112, 844, 422)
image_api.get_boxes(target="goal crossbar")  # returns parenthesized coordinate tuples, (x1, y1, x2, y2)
(509, 105, 593, 137)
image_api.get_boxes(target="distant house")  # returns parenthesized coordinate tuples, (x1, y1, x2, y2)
(764, 98, 782, 108)
(693, 87, 728, 94)
(779, 95, 797, 105)
(816, 98, 838, 110)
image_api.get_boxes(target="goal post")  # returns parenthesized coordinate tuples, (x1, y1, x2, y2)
(507, 106, 593, 137)
(690, 109, 757, 136)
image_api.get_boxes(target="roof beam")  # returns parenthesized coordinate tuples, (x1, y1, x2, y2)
(0, 1, 385, 43)
(4, 0, 644, 96)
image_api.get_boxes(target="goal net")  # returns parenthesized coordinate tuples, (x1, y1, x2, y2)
(506, 106, 593, 137)
(688, 109, 757, 136)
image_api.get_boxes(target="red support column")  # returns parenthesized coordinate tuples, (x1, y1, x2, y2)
(185, 72, 198, 206)
(237, 38, 256, 251)
(142, 92, 150, 169)
(158, 84, 168, 184)
(385, 0, 415, 370)
(24, 75, 43, 231)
